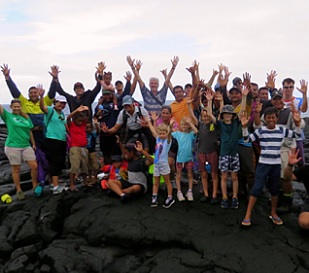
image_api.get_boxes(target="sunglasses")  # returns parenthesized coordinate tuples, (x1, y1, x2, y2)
(283, 86, 294, 89)
(58, 115, 65, 121)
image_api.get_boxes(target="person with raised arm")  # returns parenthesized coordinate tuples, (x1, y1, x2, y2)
(126, 55, 179, 114)
(38, 86, 68, 194)
(49, 63, 104, 118)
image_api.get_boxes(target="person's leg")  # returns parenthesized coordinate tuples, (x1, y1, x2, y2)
(162, 174, 172, 197)
(175, 163, 182, 192)
(270, 196, 280, 219)
(231, 172, 239, 199)
(211, 171, 219, 198)
(201, 171, 209, 197)
(221, 172, 228, 199)
(122, 184, 142, 195)
(12, 165, 22, 192)
(26, 160, 38, 189)
(107, 179, 123, 196)
(152, 176, 160, 196)
(243, 195, 258, 221)
(187, 164, 194, 191)
(69, 173, 77, 190)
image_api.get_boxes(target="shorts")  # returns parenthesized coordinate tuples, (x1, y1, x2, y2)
(88, 151, 98, 171)
(198, 151, 218, 173)
(281, 148, 292, 178)
(176, 161, 193, 171)
(69, 146, 89, 174)
(154, 162, 170, 177)
(120, 179, 145, 194)
(5, 146, 36, 165)
(219, 153, 240, 172)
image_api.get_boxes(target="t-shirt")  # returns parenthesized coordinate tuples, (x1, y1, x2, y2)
(170, 99, 189, 125)
(218, 119, 240, 156)
(172, 131, 196, 162)
(87, 131, 97, 152)
(154, 137, 171, 164)
(128, 157, 149, 192)
(197, 122, 218, 154)
(0, 109, 33, 148)
(44, 106, 67, 141)
(68, 121, 87, 147)
(140, 84, 168, 114)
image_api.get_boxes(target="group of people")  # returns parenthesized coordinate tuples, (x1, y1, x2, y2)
(0, 57, 308, 230)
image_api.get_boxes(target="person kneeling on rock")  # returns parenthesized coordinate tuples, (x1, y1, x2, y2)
(106, 141, 153, 203)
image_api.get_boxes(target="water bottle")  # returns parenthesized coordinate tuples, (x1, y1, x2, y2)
(205, 161, 211, 174)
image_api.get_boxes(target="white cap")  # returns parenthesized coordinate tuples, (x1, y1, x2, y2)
(54, 95, 67, 103)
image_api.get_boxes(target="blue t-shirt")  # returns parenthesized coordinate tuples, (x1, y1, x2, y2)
(154, 137, 171, 164)
(172, 131, 196, 163)
(44, 106, 67, 141)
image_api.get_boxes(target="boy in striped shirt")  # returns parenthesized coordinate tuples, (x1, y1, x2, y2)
(240, 107, 301, 227)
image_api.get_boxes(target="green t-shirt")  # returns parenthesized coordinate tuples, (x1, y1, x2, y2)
(44, 106, 67, 141)
(0, 109, 33, 148)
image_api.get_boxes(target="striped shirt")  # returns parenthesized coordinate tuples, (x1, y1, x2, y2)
(243, 125, 301, 165)
(140, 84, 168, 114)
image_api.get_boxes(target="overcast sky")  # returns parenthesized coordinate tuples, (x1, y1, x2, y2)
(1, 0, 309, 106)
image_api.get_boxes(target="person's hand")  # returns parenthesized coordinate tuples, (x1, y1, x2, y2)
(126, 56, 135, 68)
(135, 59, 142, 71)
(296, 79, 308, 94)
(254, 98, 263, 113)
(93, 116, 98, 124)
(171, 56, 179, 68)
(184, 116, 192, 124)
(292, 109, 301, 126)
(139, 116, 148, 127)
(32, 144, 36, 151)
(288, 148, 302, 166)
(214, 92, 223, 102)
(243, 72, 251, 87)
(124, 71, 132, 82)
(135, 141, 143, 152)
(239, 111, 249, 127)
(1, 64, 10, 79)
(48, 65, 60, 78)
(265, 70, 277, 89)
(78, 105, 88, 112)
(160, 68, 167, 78)
(150, 111, 159, 121)
(205, 89, 214, 101)
(37, 84, 45, 97)
(186, 96, 194, 104)
(100, 122, 109, 133)
(212, 69, 219, 77)
(242, 85, 250, 96)
(96, 62, 106, 74)
(115, 135, 120, 144)
(218, 63, 225, 73)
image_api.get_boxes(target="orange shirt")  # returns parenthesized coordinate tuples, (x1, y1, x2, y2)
(170, 99, 190, 125)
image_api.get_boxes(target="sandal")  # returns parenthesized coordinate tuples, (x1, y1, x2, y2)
(241, 219, 252, 227)
(269, 215, 283, 226)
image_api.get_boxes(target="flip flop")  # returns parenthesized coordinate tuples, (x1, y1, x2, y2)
(241, 219, 252, 227)
(269, 215, 283, 226)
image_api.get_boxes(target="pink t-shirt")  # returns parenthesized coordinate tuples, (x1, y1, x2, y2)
(156, 117, 180, 131)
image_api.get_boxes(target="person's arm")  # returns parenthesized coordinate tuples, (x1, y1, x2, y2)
(38, 85, 48, 114)
(164, 56, 179, 87)
(101, 122, 122, 135)
(0, 103, 4, 115)
(30, 131, 36, 150)
(239, 85, 249, 113)
(127, 56, 145, 89)
(1, 64, 22, 98)
(283, 149, 301, 181)
(67, 105, 89, 126)
(135, 141, 154, 166)
(186, 97, 198, 126)
(93, 116, 100, 135)
(148, 112, 159, 138)
(265, 70, 277, 96)
(205, 89, 216, 124)
(160, 68, 174, 93)
(206, 69, 219, 88)
(115, 135, 126, 155)
(253, 99, 263, 128)
(240, 111, 251, 143)
(185, 117, 198, 134)
(121, 71, 132, 97)
(297, 79, 308, 113)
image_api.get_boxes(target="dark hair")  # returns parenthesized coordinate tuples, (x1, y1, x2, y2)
(10, 99, 21, 105)
(161, 105, 172, 113)
(173, 85, 184, 92)
(104, 71, 112, 77)
(28, 86, 37, 92)
(73, 111, 86, 120)
(115, 80, 123, 86)
(251, 82, 258, 88)
(264, 107, 278, 118)
(282, 78, 295, 86)
(125, 143, 137, 153)
(185, 83, 192, 89)
(258, 87, 268, 94)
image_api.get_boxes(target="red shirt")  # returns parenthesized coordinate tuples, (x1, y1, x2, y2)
(68, 121, 87, 147)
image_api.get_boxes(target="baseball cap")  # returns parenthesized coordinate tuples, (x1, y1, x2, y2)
(229, 87, 241, 94)
(102, 90, 112, 94)
(54, 95, 67, 103)
(122, 95, 134, 106)
(111, 155, 122, 162)
(73, 82, 84, 90)
(232, 77, 242, 86)
(214, 83, 220, 91)
(271, 90, 283, 99)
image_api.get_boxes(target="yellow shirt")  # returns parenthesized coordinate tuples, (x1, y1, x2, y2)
(18, 94, 53, 114)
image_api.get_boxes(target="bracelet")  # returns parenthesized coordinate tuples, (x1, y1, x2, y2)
(131, 67, 135, 70)
(288, 163, 294, 168)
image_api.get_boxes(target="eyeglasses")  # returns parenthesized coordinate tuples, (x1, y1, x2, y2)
(283, 86, 294, 89)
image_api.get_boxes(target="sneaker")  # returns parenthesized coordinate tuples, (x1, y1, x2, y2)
(200, 196, 209, 203)
(17, 191, 25, 200)
(221, 198, 229, 209)
(163, 198, 175, 209)
(231, 198, 239, 209)
(53, 185, 68, 195)
(186, 191, 194, 201)
(120, 194, 130, 204)
(177, 191, 185, 202)
(151, 196, 158, 207)
(210, 197, 219, 205)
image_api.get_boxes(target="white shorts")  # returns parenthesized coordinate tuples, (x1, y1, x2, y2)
(5, 146, 36, 165)
(153, 162, 170, 177)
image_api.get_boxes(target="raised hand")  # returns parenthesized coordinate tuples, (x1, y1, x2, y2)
(186, 96, 194, 104)
(242, 85, 250, 96)
(171, 56, 179, 68)
(288, 148, 302, 166)
(124, 71, 132, 82)
(214, 92, 223, 102)
(93, 116, 98, 124)
(265, 70, 277, 89)
(292, 109, 301, 126)
(78, 105, 89, 112)
(239, 111, 249, 127)
(96, 62, 106, 74)
(135, 141, 143, 152)
(126, 56, 135, 68)
(135, 59, 142, 71)
(1, 64, 10, 78)
(218, 63, 225, 73)
(296, 79, 308, 94)
(150, 111, 159, 121)
(254, 99, 263, 113)
(37, 84, 45, 97)
(100, 122, 109, 133)
(243, 72, 251, 87)
(49, 65, 60, 78)
(160, 68, 167, 78)
(205, 89, 214, 101)
(212, 69, 219, 77)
